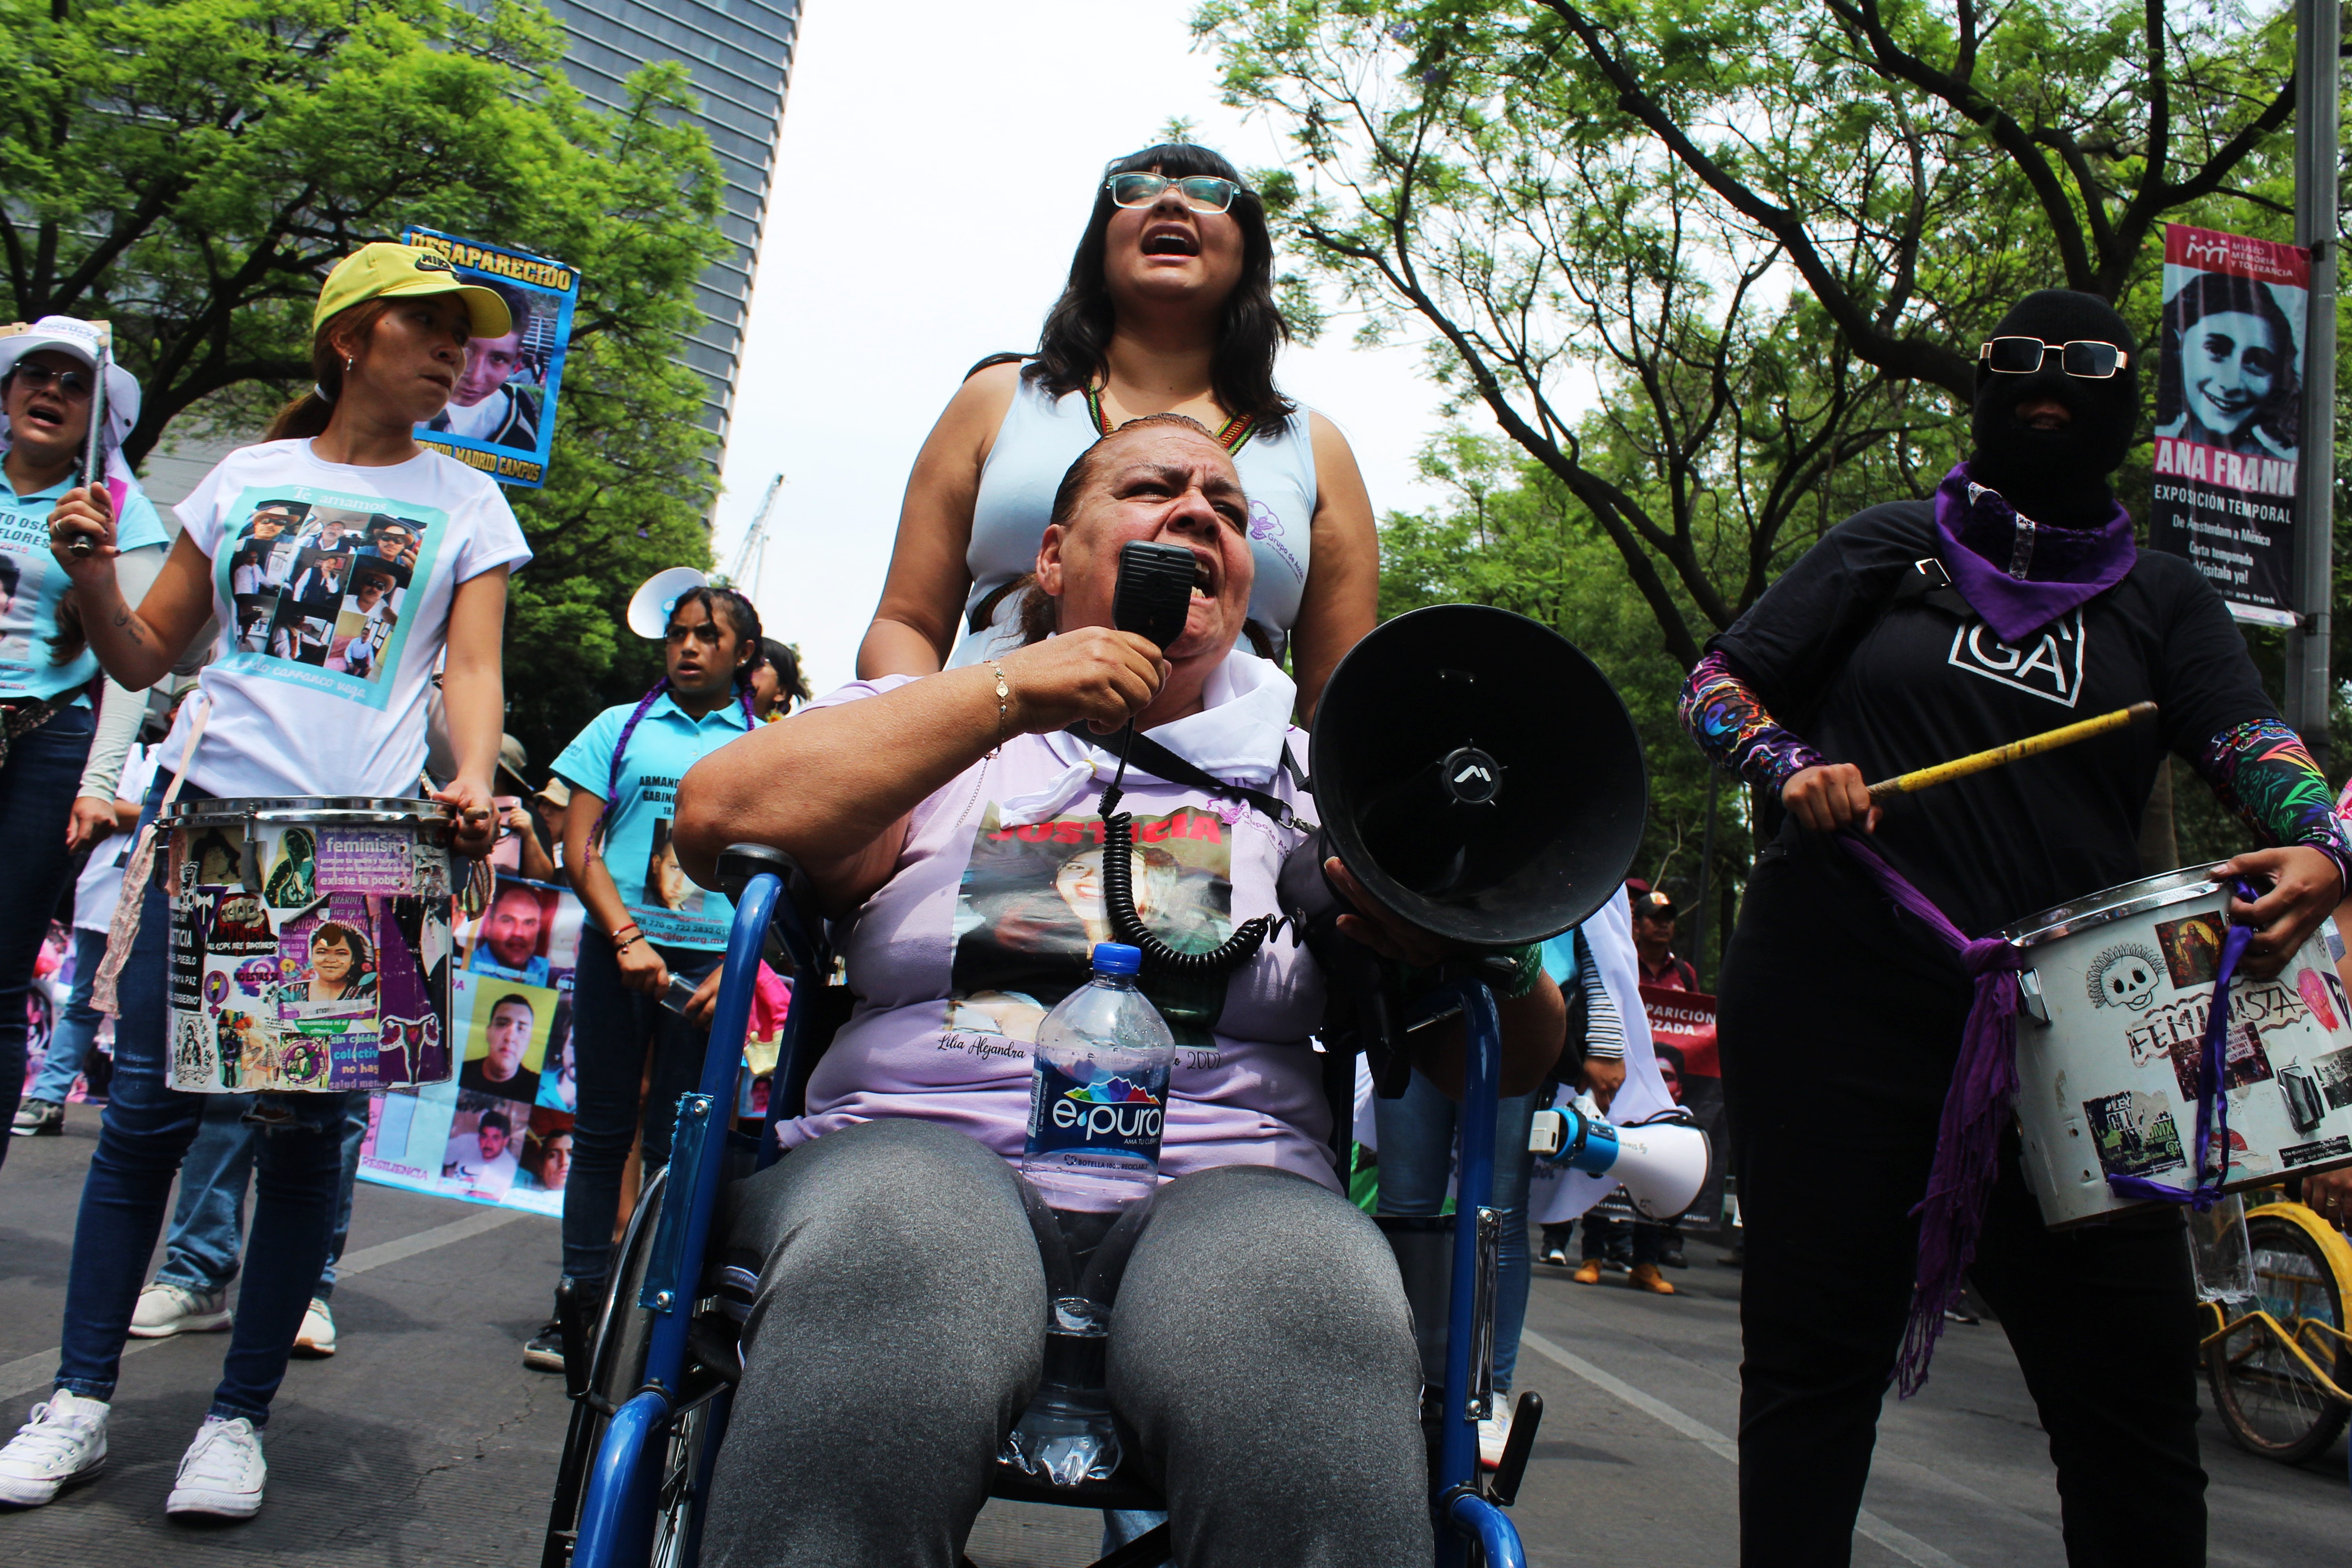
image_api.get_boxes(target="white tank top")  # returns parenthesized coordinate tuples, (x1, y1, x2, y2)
(949, 377, 1318, 668)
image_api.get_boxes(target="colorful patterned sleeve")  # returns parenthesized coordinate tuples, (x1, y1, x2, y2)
(2195, 720, 2352, 893)
(1679, 649, 1827, 793)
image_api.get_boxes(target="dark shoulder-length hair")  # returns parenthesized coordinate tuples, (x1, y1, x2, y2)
(1025, 143, 1294, 437)
(2156, 269, 2300, 449)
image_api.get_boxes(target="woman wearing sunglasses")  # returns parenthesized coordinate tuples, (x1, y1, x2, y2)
(859, 142, 1376, 718)
(1677, 288, 2347, 1566)
(0, 318, 170, 1166)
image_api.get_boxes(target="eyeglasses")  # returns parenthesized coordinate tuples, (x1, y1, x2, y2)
(1105, 172, 1248, 214)
(1978, 337, 2131, 379)
(8, 362, 94, 401)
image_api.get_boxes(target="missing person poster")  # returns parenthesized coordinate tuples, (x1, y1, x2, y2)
(2147, 223, 2308, 627)
(400, 225, 579, 490)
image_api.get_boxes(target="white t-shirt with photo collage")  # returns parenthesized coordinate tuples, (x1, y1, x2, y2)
(165, 439, 531, 798)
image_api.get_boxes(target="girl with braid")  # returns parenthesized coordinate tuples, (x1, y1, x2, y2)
(523, 583, 763, 1371)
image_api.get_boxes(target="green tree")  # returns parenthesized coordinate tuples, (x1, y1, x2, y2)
(0, 0, 727, 760)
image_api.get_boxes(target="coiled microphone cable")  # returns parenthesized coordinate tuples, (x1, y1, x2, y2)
(1097, 723, 1274, 976)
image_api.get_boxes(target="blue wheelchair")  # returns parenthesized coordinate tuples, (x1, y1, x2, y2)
(537, 844, 1543, 1568)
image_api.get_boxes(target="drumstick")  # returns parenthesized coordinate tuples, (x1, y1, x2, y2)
(68, 336, 106, 558)
(1866, 701, 2158, 802)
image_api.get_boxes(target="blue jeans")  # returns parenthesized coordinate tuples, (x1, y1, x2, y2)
(29, 925, 108, 1106)
(152, 1092, 367, 1301)
(0, 703, 95, 1167)
(1373, 1070, 1538, 1393)
(54, 778, 353, 1425)
(559, 926, 724, 1282)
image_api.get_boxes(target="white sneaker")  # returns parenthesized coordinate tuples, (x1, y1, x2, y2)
(292, 1298, 336, 1359)
(0, 1390, 109, 1506)
(128, 1281, 230, 1339)
(165, 1416, 265, 1519)
(1477, 1393, 1514, 1470)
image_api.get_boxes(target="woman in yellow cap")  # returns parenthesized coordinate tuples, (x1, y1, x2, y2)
(0, 243, 530, 1522)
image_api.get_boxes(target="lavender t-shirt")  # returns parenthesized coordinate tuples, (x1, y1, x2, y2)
(775, 677, 1338, 1189)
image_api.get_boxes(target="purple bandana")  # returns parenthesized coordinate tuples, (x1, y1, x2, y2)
(1931, 463, 2135, 643)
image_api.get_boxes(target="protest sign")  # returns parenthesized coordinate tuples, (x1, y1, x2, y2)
(2147, 223, 2309, 626)
(1640, 984, 1726, 1233)
(399, 225, 579, 489)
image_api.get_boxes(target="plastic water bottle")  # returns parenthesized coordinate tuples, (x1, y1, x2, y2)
(1018, 943, 1173, 1216)
(1003, 943, 1172, 1486)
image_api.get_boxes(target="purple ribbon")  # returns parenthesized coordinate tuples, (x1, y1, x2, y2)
(1834, 834, 2024, 1396)
(2104, 885, 2258, 1210)
(1933, 464, 2135, 644)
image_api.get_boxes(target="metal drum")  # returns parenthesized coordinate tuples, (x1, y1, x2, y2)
(158, 798, 457, 1094)
(2006, 863, 2352, 1226)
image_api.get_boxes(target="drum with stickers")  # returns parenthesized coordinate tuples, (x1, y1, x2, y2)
(158, 798, 458, 1093)
(2006, 863, 2352, 1226)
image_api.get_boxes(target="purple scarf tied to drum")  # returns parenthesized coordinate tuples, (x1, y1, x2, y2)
(1836, 832, 2260, 1395)
(1933, 463, 2135, 642)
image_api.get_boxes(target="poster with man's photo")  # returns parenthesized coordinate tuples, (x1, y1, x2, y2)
(217, 490, 434, 711)
(400, 225, 578, 489)
(2146, 223, 2308, 626)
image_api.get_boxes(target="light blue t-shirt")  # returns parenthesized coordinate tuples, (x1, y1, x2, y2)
(553, 691, 753, 950)
(1, 474, 168, 700)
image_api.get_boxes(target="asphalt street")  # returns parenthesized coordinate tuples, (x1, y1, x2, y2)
(1, 1113, 2344, 1566)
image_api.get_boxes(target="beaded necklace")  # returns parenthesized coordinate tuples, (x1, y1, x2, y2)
(1083, 384, 1256, 455)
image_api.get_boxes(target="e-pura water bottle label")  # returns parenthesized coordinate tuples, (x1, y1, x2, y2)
(1028, 1058, 1165, 1159)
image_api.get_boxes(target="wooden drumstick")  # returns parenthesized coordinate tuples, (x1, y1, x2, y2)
(1866, 702, 2159, 802)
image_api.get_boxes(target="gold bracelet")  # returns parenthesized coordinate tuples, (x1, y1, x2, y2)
(985, 660, 1010, 755)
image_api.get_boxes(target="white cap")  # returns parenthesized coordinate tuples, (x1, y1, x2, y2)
(0, 316, 142, 446)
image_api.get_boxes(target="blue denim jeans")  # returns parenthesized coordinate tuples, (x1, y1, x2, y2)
(1372, 1070, 1538, 1393)
(28, 925, 108, 1106)
(559, 926, 723, 1283)
(0, 703, 96, 1167)
(53, 777, 353, 1425)
(152, 1092, 367, 1301)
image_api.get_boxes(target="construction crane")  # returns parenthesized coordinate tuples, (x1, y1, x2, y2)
(727, 473, 784, 590)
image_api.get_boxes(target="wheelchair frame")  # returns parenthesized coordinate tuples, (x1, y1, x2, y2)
(556, 846, 1534, 1568)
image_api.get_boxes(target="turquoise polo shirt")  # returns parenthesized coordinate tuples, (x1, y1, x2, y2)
(1, 474, 168, 701)
(553, 690, 754, 950)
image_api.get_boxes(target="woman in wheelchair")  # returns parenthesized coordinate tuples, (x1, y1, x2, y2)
(673, 413, 1563, 1567)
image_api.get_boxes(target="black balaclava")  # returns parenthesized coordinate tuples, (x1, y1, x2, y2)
(1967, 289, 2140, 526)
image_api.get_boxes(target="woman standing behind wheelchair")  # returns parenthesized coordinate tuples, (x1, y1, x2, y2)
(674, 415, 1563, 1568)
(0, 244, 522, 1519)
(520, 583, 765, 1371)
(858, 141, 1377, 719)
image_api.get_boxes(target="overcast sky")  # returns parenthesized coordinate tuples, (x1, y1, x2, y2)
(708, 1, 1455, 695)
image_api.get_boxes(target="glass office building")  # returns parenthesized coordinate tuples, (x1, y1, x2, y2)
(544, 0, 801, 446)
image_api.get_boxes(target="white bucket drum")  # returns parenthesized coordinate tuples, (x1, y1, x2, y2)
(158, 798, 457, 1094)
(2006, 863, 2352, 1227)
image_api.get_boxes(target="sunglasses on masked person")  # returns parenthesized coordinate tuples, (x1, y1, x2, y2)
(1977, 337, 2131, 379)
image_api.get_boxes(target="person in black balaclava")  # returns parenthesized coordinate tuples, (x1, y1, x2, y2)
(1668, 287, 2350, 1568)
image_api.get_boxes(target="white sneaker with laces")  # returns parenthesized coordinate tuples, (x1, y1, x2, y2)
(293, 1298, 336, 1358)
(128, 1282, 230, 1339)
(165, 1416, 266, 1519)
(1476, 1393, 1514, 1470)
(0, 1390, 109, 1506)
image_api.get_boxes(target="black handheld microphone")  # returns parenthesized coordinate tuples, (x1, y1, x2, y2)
(1111, 540, 1200, 652)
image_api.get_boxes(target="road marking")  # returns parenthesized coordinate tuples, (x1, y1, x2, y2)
(1519, 1328, 1971, 1568)
(0, 1206, 533, 1403)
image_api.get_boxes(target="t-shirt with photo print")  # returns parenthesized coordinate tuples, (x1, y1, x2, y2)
(165, 438, 530, 798)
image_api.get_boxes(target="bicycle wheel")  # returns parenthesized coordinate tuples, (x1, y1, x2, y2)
(2204, 1211, 2349, 1463)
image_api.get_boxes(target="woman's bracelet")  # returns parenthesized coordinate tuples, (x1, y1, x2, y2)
(985, 660, 1010, 754)
(612, 929, 644, 955)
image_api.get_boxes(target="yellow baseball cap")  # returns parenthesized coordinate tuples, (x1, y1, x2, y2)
(312, 242, 513, 338)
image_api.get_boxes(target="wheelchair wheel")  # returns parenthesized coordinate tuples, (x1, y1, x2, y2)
(2204, 1210, 2350, 1464)
(543, 1166, 732, 1566)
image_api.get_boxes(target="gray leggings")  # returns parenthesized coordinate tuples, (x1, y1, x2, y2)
(700, 1117, 1432, 1567)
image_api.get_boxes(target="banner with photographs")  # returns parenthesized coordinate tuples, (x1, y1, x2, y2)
(2147, 223, 2308, 627)
(358, 872, 584, 1218)
(400, 225, 578, 490)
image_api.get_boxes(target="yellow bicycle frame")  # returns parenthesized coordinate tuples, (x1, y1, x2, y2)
(2198, 1200, 2352, 1407)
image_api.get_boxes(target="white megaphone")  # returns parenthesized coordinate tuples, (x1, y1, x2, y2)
(1530, 1104, 1711, 1221)
(626, 567, 710, 639)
